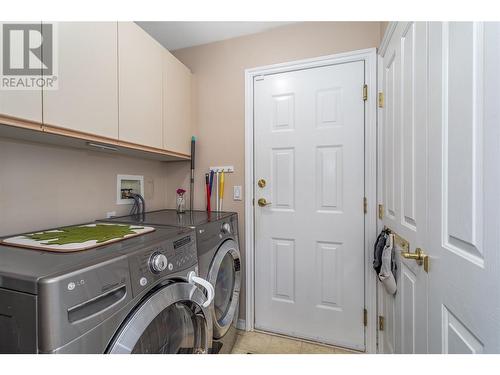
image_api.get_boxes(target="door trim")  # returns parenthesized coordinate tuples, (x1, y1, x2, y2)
(244, 48, 378, 353)
(379, 22, 398, 56)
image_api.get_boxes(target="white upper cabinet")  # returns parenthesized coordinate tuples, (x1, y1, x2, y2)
(118, 22, 163, 149)
(0, 21, 192, 159)
(163, 51, 192, 155)
(0, 22, 43, 124)
(42, 22, 118, 138)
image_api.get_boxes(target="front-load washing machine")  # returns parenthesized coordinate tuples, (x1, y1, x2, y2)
(0, 224, 213, 354)
(102, 210, 242, 354)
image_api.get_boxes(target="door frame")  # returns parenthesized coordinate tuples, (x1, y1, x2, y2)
(244, 48, 378, 353)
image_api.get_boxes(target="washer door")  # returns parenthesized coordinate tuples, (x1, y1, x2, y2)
(208, 239, 241, 339)
(108, 282, 212, 354)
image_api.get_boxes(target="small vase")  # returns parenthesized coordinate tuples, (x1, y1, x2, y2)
(176, 194, 186, 213)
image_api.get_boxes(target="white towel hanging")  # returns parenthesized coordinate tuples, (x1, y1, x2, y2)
(379, 233, 397, 295)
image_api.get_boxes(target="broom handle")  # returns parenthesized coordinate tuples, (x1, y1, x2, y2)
(190, 137, 196, 210)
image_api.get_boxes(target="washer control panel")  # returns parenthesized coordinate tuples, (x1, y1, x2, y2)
(221, 222, 231, 234)
(128, 229, 197, 297)
(149, 252, 168, 273)
(195, 214, 239, 251)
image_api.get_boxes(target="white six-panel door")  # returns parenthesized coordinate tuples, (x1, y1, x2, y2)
(427, 22, 500, 353)
(254, 61, 366, 350)
(378, 21, 500, 354)
(378, 22, 429, 354)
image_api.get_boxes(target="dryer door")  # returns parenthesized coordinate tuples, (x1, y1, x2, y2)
(208, 239, 241, 339)
(108, 282, 212, 354)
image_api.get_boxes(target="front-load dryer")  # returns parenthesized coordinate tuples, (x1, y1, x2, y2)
(0, 224, 213, 354)
(101, 210, 242, 354)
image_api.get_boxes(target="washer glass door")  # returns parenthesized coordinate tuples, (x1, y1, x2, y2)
(209, 239, 241, 339)
(132, 301, 200, 353)
(214, 253, 235, 322)
(108, 282, 212, 354)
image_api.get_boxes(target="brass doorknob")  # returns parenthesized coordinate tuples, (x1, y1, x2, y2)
(401, 248, 429, 273)
(257, 179, 266, 188)
(257, 198, 272, 207)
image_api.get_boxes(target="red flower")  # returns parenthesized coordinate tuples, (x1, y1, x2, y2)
(176, 188, 186, 196)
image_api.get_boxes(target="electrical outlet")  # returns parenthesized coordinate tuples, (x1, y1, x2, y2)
(106, 211, 116, 218)
(145, 178, 154, 199)
(233, 185, 242, 201)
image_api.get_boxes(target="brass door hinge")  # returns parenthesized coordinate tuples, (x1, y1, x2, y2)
(379, 315, 385, 331)
(378, 204, 384, 219)
(363, 197, 368, 214)
(363, 308, 368, 327)
(378, 92, 384, 108)
(363, 84, 368, 101)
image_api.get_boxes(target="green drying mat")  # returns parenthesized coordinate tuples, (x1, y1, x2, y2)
(0, 223, 155, 253)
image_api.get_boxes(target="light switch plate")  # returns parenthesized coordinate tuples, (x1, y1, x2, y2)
(233, 185, 242, 201)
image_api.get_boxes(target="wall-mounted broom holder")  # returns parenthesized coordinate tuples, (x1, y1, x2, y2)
(209, 166, 234, 173)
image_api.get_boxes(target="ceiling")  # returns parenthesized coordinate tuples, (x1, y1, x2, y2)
(136, 22, 295, 51)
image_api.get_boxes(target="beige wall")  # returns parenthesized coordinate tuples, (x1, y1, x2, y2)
(0, 21, 385, 321)
(380, 21, 389, 41)
(0, 137, 171, 236)
(172, 21, 385, 320)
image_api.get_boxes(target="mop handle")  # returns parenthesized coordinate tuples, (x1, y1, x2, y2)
(190, 136, 196, 210)
(215, 172, 219, 211)
(209, 170, 214, 196)
(219, 170, 225, 210)
(205, 173, 211, 212)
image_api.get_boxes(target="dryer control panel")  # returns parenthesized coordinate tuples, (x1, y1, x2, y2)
(195, 213, 239, 252)
(128, 229, 197, 297)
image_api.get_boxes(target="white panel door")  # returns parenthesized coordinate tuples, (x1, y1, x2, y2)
(254, 61, 365, 350)
(378, 22, 429, 354)
(43, 22, 118, 138)
(427, 22, 500, 353)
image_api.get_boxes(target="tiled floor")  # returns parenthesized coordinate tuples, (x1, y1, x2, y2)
(231, 330, 361, 354)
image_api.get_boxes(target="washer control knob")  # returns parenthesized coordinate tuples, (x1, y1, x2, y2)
(221, 222, 231, 234)
(150, 253, 168, 273)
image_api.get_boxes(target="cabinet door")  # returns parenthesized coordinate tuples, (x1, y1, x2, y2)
(118, 22, 163, 149)
(42, 22, 118, 138)
(163, 51, 192, 155)
(0, 22, 43, 124)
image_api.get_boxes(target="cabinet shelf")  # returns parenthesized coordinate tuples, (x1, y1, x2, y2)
(0, 115, 190, 162)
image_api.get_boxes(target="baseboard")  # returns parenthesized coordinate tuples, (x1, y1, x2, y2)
(236, 319, 246, 330)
